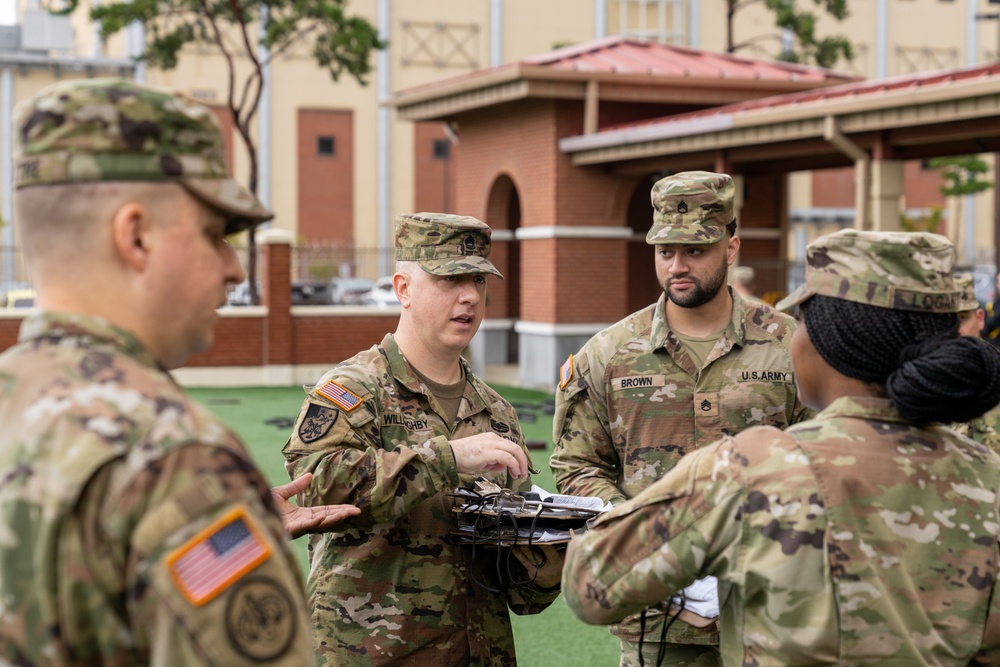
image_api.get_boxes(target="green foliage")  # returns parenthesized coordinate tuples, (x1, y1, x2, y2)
(731, 0, 853, 69)
(54, 0, 384, 83)
(50, 0, 385, 305)
(900, 207, 944, 234)
(928, 155, 993, 197)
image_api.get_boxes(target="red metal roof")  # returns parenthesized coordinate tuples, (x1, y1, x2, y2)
(564, 60, 1000, 145)
(392, 36, 858, 103)
(522, 36, 857, 84)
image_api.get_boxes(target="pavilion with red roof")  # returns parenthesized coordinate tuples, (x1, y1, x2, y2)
(392, 36, 1000, 388)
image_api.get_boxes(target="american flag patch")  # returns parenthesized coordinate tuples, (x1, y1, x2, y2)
(167, 507, 271, 606)
(559, 355, 574, 389)
(316, 380, 362, 411)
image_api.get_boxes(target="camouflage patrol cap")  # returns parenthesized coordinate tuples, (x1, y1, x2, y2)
(646, 171, 735, 245)
(955, 273, 981, 312)
(776, 229, 960, 313)
(394, 212, 503, 279)
(13, 77, 272, 235)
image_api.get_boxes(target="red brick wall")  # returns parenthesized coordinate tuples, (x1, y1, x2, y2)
(738, 173, 787, 296)
(452, 100, 633, 324)
(186, 317, 265, 367)
(298, 109, 354, 243)
(811, 167, 855, 207)
(903, 161, 948, 210)
(290, 314, 398, 365)
(812, 162, 947, 210)
(414, 122, 456, 214)
(554, 238, 628, 323)
(0, 319, 21, 352)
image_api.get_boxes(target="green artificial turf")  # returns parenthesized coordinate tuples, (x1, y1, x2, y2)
(186, 383, 622, 666)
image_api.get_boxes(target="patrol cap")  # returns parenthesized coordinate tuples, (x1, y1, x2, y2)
(776, 229, 960, 314)
(13, 77, 272, 235)
(646, 170, 735, 245)
(954, 273, 980, 312)
(394, 212, 503, 279)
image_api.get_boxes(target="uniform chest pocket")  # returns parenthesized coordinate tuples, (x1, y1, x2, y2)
(377, 411, 437, 450)
(720, 369, 794, 429)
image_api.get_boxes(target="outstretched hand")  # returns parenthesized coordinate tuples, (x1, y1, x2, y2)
(271, 472, 361, 539)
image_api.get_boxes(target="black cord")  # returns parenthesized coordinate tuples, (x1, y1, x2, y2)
(505, 503, 545, 587)
(468, 491, 503, 594)
(636, 590, 687, 667)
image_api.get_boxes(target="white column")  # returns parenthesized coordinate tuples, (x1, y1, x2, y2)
(377, 0, 391, 276)
(257, 4, 272, 208)
(490, 0, 503, 66)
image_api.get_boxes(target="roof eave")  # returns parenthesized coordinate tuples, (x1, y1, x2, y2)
(562, 72, 1000, 165)
(393, 63, 857, 121)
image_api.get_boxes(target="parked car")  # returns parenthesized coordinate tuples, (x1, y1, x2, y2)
(226, 280, 261, 306)
(329, 276, 375, 305)
(292, 279, 333, 306)
(0, 287, 36, 309)
(361, 276, 400, 308)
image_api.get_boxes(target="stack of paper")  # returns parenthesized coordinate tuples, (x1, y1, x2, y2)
(450, 478, 611, 546)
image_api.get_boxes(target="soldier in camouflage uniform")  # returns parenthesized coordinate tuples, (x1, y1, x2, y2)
(0, 78, 359, 666)
(549, 171, 813, 666)
(283, 212, 562, 666)
(952, 273, 1000, 451)
(562, 229, 1000, 665)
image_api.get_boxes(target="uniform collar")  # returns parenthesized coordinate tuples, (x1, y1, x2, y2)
(382, 333, 494, 416)
(650, 287, 748, 352)
(815, 395, 906, 423)
(19, 311, 161, 370)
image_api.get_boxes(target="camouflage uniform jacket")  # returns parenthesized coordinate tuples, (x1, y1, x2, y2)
(953, 404, 1000, 453)
(550, 289, 813, 644)
(563, 396, 1000, 666)
(0, 312, 313, 666)
(283, 333, 557, 667)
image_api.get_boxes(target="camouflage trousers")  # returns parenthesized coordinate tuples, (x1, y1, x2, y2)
(619, 640, 721, 667)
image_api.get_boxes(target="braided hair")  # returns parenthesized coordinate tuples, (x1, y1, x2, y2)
(801, 295, 1000, 424)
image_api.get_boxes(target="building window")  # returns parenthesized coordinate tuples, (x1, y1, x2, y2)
(317, 136, 336, 156)
(433, 139, 450, 160)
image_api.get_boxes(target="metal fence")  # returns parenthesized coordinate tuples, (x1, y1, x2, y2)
(225, 241, 394, 283)
(290, 244, 395, 282)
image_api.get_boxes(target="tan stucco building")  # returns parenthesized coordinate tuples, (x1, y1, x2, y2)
(3, 0, 1000, 387)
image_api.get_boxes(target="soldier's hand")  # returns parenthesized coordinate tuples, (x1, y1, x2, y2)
(450, 433, 528, 478)
(512, 544, 564, 589)
(271, 472, 361, 539)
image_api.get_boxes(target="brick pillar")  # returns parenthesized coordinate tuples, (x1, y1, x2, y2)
(258, 228, 294, 385)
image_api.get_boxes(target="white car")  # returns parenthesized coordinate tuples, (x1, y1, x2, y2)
(361, 276, 400, 308)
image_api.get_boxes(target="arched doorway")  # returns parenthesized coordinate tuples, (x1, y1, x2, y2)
(483, 174, 522, 365)
(625, 174, 662, 314)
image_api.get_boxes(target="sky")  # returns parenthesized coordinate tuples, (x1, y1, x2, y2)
(0, 0, 15, 26)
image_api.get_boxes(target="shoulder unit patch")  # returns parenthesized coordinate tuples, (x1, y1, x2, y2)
(298, 403, 338, 443)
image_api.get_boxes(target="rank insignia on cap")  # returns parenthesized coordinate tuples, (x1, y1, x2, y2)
(167, 507, 271, 606)
(316, 380, 362, 411)
(559, 355, 574, 389)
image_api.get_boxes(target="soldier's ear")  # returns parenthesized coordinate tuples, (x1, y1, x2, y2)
(393, 272, 411, 307)
(110, 201, 153, 273)
(726, 235, 741, 265)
